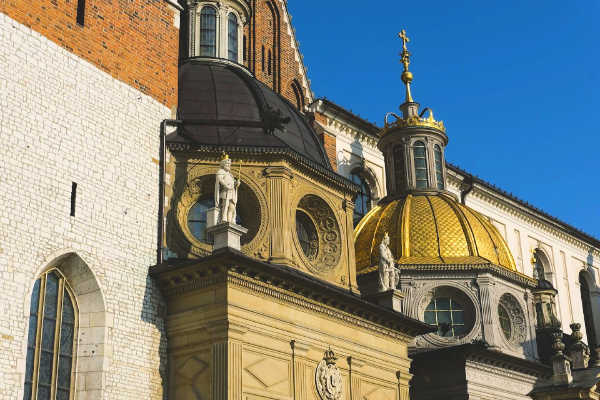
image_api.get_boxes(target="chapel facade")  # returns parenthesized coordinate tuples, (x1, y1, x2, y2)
(1, 1, 600, 400)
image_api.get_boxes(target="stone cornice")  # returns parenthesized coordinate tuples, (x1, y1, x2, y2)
(446, 167, 600, 258)
(151, 249, 435, 339)
(167, 143, 359, 196)
(309, 99, 381, 145)
(411, 343, 552, 378)
(361, 263, 536, 288)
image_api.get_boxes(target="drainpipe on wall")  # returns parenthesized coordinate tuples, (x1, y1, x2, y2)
(158, 119, 182, 265)
(459, 174, 474, 205)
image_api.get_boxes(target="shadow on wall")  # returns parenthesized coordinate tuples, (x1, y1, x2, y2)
(336, 135, 365, 178)
(141, 274, 168, 400)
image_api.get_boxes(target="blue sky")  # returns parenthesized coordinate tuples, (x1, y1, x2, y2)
(288, 0, 600, 239)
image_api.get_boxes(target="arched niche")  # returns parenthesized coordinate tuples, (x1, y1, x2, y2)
(579, 268, 599, 350)
(24, 252, 107, 400)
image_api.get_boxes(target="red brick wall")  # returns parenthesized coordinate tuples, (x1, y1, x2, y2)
(245, 0, 308, 108)
(313, 112, 337, 171)
(1, 0, 179, 108)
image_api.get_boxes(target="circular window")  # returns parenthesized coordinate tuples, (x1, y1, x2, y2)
(294, 195, 342, 274)
(177, 174, 262, 256)
(498, 303, 512, 340)
(424, 297, 467, 337)
(421, 286, 476, 340)
(498, 293, 527, 346)
(188, 197, 243, 243)
(295, 210, 318, 260)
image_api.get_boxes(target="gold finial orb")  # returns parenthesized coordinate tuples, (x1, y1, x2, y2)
(401, 70, 413, 84)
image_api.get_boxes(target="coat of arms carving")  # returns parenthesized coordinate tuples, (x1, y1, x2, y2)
(315, 348, 343, 400)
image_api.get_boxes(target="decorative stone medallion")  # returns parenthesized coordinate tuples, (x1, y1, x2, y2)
(315, 348, 343, 400)
(498, 293, 527, 347)
(296, 195, 342, 274)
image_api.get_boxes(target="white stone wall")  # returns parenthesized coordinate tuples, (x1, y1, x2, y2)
(446, 172, 600, 346)
(0, 14, 168, 399)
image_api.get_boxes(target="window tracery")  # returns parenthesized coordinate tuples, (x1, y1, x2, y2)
(413, 141, 428, 189)
(199, 6, 217, 57)
(350, 171, 372, 227)
(434, 144, 444, 189)
(228, 13, 238, 62)
(24, 270, 77, 400)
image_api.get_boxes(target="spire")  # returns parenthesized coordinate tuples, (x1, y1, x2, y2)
(399, 29, 414, 103)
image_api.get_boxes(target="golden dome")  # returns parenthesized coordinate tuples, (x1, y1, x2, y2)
(354, 193, 516, 274)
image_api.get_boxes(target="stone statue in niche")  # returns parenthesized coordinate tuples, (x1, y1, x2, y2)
(379, 232, 400, 291)
(214, 153, 240, 224)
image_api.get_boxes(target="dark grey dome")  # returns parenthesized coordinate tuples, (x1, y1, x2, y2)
(170, 58, 331, 169)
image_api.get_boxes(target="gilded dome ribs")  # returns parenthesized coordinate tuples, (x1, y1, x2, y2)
(444, 196, 478, 256)
(400, 194, 412, 258)
(354, 193, 518, 274)
(424, 195, 445, 264)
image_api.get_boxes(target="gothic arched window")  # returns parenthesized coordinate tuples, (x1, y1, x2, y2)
(579, 271, 597, 350)
(350, 172, 372, 227)
(24, 270, 77, 400)
(434, 144, 444, 189)
(414, 141, 428, 189)
(227, 13, 238, 62)
(199, 6, 217, 57)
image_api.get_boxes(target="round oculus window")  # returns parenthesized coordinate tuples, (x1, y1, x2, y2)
(187, 197, 242, 243)
(295, 210, 318, 260)
(187, 197, 215, 243)
(498, 303, 512, 340)
(424, 297, 467, 338)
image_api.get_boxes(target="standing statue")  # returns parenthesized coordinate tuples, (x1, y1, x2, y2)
(379, 233, 399, 291)
(214, 153, 240, 224)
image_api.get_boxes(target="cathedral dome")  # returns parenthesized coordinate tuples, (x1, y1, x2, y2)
(354, 193, 516, 274)
(172, 58, 331, 169)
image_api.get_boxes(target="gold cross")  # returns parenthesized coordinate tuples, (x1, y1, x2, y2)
(399, 29, 410, 51)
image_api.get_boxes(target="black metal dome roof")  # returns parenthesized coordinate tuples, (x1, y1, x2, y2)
(169, 58, 331, 169)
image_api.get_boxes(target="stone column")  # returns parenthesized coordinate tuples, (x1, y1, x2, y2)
(476, 275, 499, 349)
(264, 166, 293, 265)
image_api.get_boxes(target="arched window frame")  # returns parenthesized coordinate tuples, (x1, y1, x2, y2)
(291, 79, 305, 111)
(350, 169, 373, 227)
(24, 269, 78, 400)
(227, 12, 239, 62)
(579, 270, 598, 350)
(434, 144, 444, 189)
(533, 248, 554, 283)
(413, 140, 429, 189)
(198, 5, 218, 57)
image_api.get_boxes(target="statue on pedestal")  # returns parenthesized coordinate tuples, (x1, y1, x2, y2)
(214, 153, 240, 224)
(379, 233, 399, 291)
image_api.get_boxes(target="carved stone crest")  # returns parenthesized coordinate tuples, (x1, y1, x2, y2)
(315, 348, 343, 400)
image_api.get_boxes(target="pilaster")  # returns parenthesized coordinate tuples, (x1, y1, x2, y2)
(210, 321, 246, 400)
(476, 275, 499, 349)
(344, 198, 359, 293)
(264, 166, 294, 265)
(291, 340, 312, 400)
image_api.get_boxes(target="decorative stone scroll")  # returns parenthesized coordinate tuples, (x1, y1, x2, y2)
(315, 348, 343, 400)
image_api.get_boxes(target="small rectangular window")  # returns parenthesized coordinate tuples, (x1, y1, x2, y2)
(261, 46, 265, 72)
(76, 0, 86, 26)
(70, 182, 77, 217)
